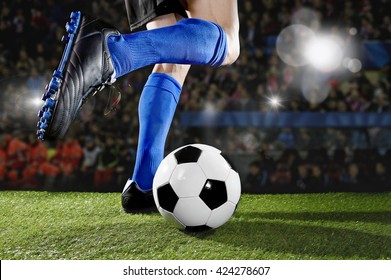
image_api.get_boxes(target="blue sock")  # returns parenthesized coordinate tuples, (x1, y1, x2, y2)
(132, 73, 181, 191)
(108, 18, 227, 78)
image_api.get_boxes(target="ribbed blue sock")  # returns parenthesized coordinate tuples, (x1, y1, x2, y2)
(107, 18, 227, 78)
(132, 73, 181, 191)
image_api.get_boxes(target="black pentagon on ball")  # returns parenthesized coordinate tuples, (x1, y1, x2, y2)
(199, 179, 228, 210)
(157, 183, 178, 213)
(185, 225, 213, 232)
(174, 145, 202, 164)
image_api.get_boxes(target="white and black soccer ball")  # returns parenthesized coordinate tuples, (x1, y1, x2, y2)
(153, 144, 241, 231)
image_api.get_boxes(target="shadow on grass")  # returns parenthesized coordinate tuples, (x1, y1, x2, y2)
(239, 211, 391, 225)
(65, 211, 391, 259)
(200, 211, 391, 259)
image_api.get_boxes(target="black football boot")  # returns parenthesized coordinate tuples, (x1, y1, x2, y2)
(37, 11, 119, 140)
(121, 180, 157, 213)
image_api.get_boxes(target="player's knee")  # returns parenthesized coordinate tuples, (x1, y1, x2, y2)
(226, 41, 240, 64)
(223, 33, 240, 65)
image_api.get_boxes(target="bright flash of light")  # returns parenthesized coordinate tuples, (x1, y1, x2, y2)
(270, 97, 280, 107)
(304, 35, 343, 72)
(347, 58, 362, 73)
(31, 97, 43, 107)
(276, 24, 315, 67)
(204, 102, 216, 113)
(342, 58, 362, 73)
(349, 28, 358, 36)
(265, 94, 284, 111)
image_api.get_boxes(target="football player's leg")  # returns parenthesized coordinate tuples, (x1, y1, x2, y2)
(186, 0, 240, 65)
(122, 1, 240, 209)
(37, 0, 238, 141)
(129, 0, 240, 191)
(107, 5, 231, 78)
(122, 13, 190, 211)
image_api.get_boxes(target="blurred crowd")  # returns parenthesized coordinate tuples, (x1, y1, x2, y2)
(243, 148, 390, 194)
(0, 0, 390, 192)
(0, 132, 133, 191)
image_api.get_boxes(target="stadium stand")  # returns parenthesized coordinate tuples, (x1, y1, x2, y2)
(0, 0, 390, 192)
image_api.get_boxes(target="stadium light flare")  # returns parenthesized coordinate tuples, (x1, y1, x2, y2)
(276, 24, 315, 67)
(204, 102, 216, 113)
(276, 24, 349, 73)
(348, 58, 362, 73)
(31, 97, 43, 107)
(14, 89, 44, 113)
(266, 94, 283, 110)
(342, 57, 362, 73)
(349, 28, 358, 36)
(269, 97, 281, 107)
(304, 35, 343, 72)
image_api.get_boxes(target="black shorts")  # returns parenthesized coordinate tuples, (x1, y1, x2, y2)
(125, 0, 188, 31)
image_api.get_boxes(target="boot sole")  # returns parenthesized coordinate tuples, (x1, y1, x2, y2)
(36, 11, 82, 140)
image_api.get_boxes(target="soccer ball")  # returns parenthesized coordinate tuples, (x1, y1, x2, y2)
(153, 144, 241, 231)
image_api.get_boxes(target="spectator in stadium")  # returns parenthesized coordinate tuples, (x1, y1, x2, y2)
(94, 135, 120, 190)
(307, 149, 329, 167)
(232, 88, 257, 111)
(6, 131, 29, 184)
(295, 128, 312, 150)
(15, 49, 35, 77)
(380, 15, 391, 39)
(305, 163, 326, 193)
(276, 128, 296, 149)
(371, 161, 390, 192)
(26, 67, 45, 91)
(369, 92, 389, 112)
(340, 163, 363, 192)
(294, 162, 310, 193)
(58, 136, 83, 188)
(269, 160, 292, 193)
(243, 161, 269, 194)
(336, 100, 349, 112)
(27, 134, 47, 165)
(22, 161, 39, 189)
(22, 134, 47, 188)
(80, 136, 102, 190)
(237, 128, 260, 152)
(0, 135, 7, 186)
(324, 162, 343, 192)
(37, 156, 61, 190)
(115, 138, 136, 191)
(254, 149, 274, 174)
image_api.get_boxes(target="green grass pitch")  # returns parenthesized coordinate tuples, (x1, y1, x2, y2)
(0, 191, 390, 260)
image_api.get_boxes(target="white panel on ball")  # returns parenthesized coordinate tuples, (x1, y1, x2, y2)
(158, 207, 186, 229)
(173, 197, 211, 226)
(153, 154, 177, 187)
(225, 169, 241, 204)
(198, 151, 231, 181)
(206, 201, 236, 228)
(170, 163, 207, 197)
